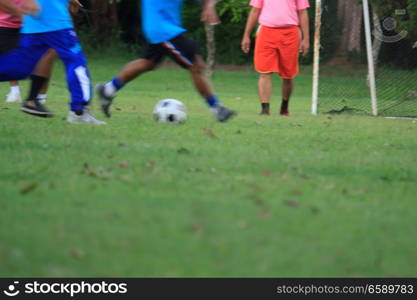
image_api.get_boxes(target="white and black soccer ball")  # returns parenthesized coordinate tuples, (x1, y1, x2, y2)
(153, 99, 187, 124)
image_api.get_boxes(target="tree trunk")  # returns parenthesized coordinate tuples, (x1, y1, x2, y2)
(336, 0, 363, 55)
(372, 8, 382, 68)
(89, 0, 119, 47)
(347, 3, 362, 53)
(204, 23, 216, 78)
(204, 0, 218, 78)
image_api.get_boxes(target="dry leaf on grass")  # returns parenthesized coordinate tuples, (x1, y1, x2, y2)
(259, 210, 271, 218)
(84, 164, 111, 180)
(177, 147, 191, 154)
(283, 200, 300, 208)
(202, 128, 217, 139)
(70, 248, 85, 260)
(20, 182, 38, 195)
(118, 162, 130, 168)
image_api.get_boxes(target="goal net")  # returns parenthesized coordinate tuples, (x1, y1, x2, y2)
(312, 0, 417, 118)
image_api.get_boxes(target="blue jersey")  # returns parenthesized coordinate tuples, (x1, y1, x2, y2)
(141, 0, 186, 44)
(21, 0, 72, 34)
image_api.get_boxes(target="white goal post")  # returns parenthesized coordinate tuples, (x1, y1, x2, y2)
(311, 0, 378, 116)
(311, 0, 321, 115)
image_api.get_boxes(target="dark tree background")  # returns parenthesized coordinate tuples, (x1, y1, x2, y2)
(74, 0, 417, 69)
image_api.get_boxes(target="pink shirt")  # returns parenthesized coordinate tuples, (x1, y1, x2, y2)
(250, 0, 310, 28)
(0, 0, 24, 28)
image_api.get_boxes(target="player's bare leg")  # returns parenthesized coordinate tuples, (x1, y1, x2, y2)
(281, 78, 294, 116)
(34, 49, 57, 104)
(21, 49, 57, 118)
(188, 55, 214, 99)
(118, 58, 157, 84)
(258, 73, 272, 115)
(96, 59, 157, 117)
(188, 55, 236, 122)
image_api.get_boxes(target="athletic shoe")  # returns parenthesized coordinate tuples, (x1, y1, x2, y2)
(214, 106, 236, 122)
(280, 100, 289, 116)
(21, 100, 53, 118)
(5, 92, 22, 103)
(96, 83, 114, 118)
(37, 98, 46, 105)
(260, 109, 270, 116)
(260, 104, 270, 116)
(66, 109, 107, 125)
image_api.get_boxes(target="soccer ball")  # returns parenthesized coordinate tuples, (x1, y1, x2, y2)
(153, 99, 187, 124)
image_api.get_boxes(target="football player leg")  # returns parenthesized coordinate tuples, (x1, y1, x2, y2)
(0, 35, 53, 117)
(188, 55, 236, 122)
(258, 73, 272, 115)
(162, 35, 235, 122)
(33, 49, 56, 104)
(42, 29, 105, 124)
(21, 49, 56, 115)
(277, 26, 300, 116)
(96, 45, 160, 117)
(0, 44, 46, 82)
(5, 81, 21, 103)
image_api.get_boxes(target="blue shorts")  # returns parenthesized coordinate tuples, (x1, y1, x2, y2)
(0, 29, 91, 111)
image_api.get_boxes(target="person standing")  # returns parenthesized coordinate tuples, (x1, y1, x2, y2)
(96, 0, 236, 122)
(241, 0, 310, 116)
(1, 1, 58, 105)
(0, 0, 105, 124)
(0, 0, 30, 103)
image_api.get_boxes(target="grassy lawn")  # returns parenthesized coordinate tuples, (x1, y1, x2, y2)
(1, 55, 416, 277)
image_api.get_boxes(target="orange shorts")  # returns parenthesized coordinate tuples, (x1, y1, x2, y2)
(254, 25, 300, 78)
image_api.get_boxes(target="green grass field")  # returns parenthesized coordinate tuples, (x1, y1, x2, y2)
(1, 55, 417, 277)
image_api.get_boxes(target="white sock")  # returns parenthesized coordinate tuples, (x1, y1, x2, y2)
(37, 94, 47, 101)
(211, 106, 221, 114)
(10, 86, 20, 95)
(104, 82, 116, 97)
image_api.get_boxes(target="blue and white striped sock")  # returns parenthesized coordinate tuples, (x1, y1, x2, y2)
(104, 77, 125, 97)
(205, 94, 220, 109)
